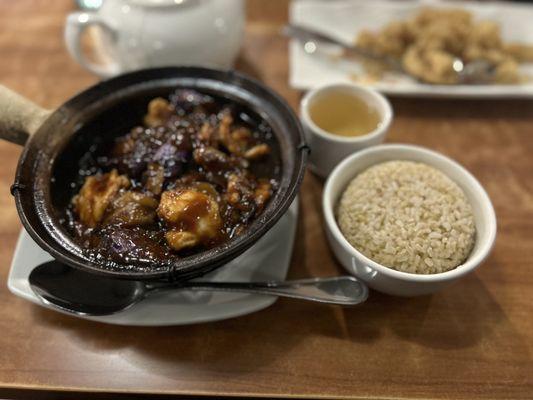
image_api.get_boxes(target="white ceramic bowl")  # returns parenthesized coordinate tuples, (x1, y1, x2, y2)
(300, 83, 392, 178)
(323, 144, 497, 296)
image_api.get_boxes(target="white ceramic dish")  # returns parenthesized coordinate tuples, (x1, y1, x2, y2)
(289, 0, 533, 98)
(323, 145, 497, 296)
(300, 83, 392, 177)
(8, 200, 298, 326)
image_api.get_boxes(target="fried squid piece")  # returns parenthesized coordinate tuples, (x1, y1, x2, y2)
(73, 169, 130, 228)
(144, 97, 175, 127)
(103, 191, 158, 227)
(157, 188, 223, 251)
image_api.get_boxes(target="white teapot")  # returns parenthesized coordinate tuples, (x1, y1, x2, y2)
(65, 0, 245, 77)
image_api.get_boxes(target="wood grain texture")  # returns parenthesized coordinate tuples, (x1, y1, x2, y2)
(0, 1, 532, 399)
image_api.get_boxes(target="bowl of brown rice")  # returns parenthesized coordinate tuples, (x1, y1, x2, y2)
(323, 144, 496, 296)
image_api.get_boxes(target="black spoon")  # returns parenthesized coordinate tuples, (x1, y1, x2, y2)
(28, 261, 368, 316)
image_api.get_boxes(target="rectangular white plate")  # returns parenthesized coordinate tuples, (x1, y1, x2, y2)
(289, 0, 533, 97)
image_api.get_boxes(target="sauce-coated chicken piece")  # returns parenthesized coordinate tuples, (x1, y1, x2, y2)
(157, 188, 223, 251)
(253, 179, 273, 213)
(144, 98, 175, 127)
(215, 113, 266, 158)
(225, 173, 273, 215)
(164, 230, 200, 252)
(244, 143, 270, 160)
(73, 169, 130, 227)
(143, 163, 165, 195)
(216, 112, 233, 149)
(225, 172, 257, 215)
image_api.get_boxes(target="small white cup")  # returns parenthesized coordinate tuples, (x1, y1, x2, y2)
(300, 83, 392, 178)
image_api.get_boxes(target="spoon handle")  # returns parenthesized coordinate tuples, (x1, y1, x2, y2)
(152, 276, 368, 306)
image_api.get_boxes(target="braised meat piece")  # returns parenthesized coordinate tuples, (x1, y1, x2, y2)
(193, 146, 231, 171)
(103, 191, 158, 227)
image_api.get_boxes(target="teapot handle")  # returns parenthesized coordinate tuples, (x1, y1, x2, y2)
(65, 12, 122, 78)
(0, 85, 51, 146)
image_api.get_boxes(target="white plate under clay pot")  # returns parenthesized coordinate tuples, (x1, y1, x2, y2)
(8, 200, 298, 326)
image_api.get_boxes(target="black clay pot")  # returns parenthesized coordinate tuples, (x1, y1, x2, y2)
(0, 67, 308, 281)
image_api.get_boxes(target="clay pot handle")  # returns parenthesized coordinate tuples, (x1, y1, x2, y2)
(0, 85, 52, 145)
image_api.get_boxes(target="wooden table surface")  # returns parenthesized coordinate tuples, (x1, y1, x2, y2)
(0, 1, 532, 399)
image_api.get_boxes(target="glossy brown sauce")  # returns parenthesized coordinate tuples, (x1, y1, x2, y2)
(180, 197, 210, 229)
(64, 89, 278, 268)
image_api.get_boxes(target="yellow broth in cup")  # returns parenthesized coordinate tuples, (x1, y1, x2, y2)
(309, 91, 381, 137)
